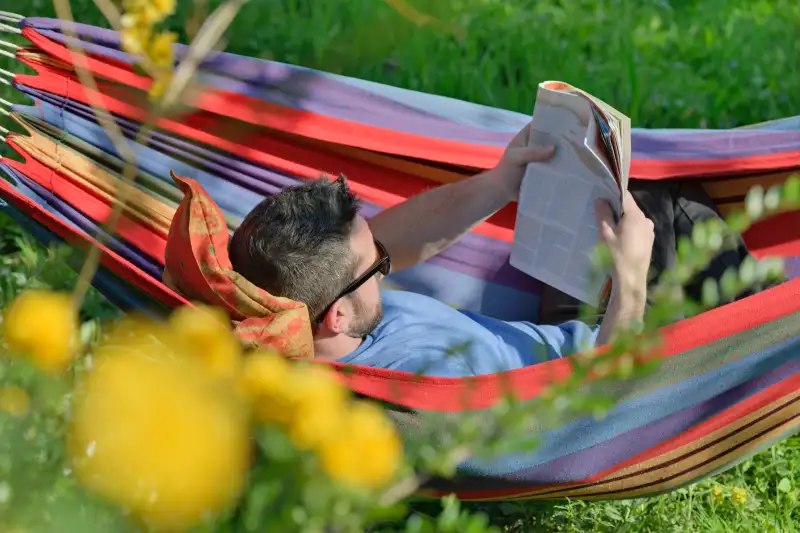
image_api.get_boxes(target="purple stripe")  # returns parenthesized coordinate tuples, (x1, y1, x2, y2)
(632, 130, 800, 161)
(4, 167, 163, 280)
(14, 85, 542, 296)
(19, 85, 298, 198)
(508, 348, 800, 485)
(23, 19, 800, 164)
(23, 20, 512, 145)
(786, 256, 800, 280)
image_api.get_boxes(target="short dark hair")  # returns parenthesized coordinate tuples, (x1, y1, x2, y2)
(229, 175, 360, 320)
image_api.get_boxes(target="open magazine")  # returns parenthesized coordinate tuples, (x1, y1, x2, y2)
(509, 81, 631, 307)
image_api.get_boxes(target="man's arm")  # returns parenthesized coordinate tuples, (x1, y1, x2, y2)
(368, 123, 555, 272)
(368, 168, 511, 272)
(593, 195, 654, 346)
(595, 282, 647, 346)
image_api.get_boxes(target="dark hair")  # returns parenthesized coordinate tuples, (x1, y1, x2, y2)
(229, 175, 360, 320)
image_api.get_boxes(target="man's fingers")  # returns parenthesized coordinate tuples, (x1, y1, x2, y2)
(594, 199, 615, 224)
(622, 191, 645, 217)
(510, 145, 555, 165)
(594, 199, 616, 242)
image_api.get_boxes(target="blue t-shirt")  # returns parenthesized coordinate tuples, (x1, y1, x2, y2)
(336, 290, 600, 377)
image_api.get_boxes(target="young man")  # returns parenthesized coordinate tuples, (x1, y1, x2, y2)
(229, 124, 750, 377)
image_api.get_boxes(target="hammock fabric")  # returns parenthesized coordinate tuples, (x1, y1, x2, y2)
(2, 16, 800, 501)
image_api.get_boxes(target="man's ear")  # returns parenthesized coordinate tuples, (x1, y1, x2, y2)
(321, 298, 349, 335)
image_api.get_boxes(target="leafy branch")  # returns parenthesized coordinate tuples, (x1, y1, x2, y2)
(51, 0, 248, 307)
(369, 174, 800, 525)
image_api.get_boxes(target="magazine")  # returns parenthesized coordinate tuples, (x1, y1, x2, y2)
(509, 81, 631, 306)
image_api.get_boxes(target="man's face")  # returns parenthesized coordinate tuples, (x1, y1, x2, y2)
(342, 215, 385, 338)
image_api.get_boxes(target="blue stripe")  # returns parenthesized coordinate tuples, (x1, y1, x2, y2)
(458, 331, 800, 478)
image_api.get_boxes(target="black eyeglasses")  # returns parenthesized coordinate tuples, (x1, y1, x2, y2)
(314, 239, 391, 323)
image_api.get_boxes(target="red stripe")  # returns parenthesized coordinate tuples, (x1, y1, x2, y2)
(22, 28, 506, 169)
(0, 169, 187, 309)
(325, 273, 800, 411)
(21, 28, 800, 178)
(4, 139, 168, 262)
(742, 211, 800, 257)
(15, 60, 518, 243)
(22, 28, 152, 90)
(632, 155, 800, 181)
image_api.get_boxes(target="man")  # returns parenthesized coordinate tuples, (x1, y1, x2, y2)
(229, 124, 750, 377)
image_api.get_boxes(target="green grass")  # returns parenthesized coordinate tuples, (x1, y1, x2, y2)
(1, 0, 799, 531)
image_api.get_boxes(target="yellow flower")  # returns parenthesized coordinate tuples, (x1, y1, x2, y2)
(240, 350, 296, 426)
(67, 350, 252, 531)
(318, 400, 402, 491)
(285, 365, 350, 450)
(96, 314, 176, 364)
(711, 485, 724, 503)
(122, 0, 175, 23)
(0, 386, 30, 417)
(168, 304, 241, 381)
(147, 31, 177, 68)
(152, 0, 176, 18)
(3, 290, 78, 374)
(732, 487, 748, 506)
(119, 15, 152, 56)
(240, 356, 350, 450)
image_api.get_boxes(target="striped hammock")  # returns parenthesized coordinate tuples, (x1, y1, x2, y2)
(2, 16, 800, 502)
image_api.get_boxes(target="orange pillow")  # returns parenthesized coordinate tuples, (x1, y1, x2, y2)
(163, 170, 314, 358)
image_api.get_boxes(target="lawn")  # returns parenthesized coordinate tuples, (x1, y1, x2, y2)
(1, 0, 799, 531)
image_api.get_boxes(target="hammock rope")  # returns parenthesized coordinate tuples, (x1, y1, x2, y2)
(1, 15, 800, 501)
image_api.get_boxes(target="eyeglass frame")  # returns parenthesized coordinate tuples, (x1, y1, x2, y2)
(314, 239, 391, 323)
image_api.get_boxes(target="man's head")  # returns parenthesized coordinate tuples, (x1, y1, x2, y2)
(229, 176, 388, 340)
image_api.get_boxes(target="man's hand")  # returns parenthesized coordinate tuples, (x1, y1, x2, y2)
(594, 193, 655, 295)
(494, 122, 556, 201)
(593, 193, 654, 345)
(368, 123, 554, 272)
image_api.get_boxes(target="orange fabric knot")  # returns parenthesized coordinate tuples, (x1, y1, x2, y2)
(163, 171, 314, 358)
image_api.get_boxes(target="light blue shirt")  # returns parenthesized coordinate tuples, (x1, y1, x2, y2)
(336, 290, 600, 377)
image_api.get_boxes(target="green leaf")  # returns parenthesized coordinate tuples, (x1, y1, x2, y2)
(778, 477, 792, 493)
(724, 210, 750, 234)
(739, 256, 757, 286)
(782, 174, 800, 206)
(745, 185, 765, 220)
(701, 278, 719, 308)
(364, 502, 409, 525)
(676, 235, 693, 261)
(605, 505, 623, 521)
(404, 513, 428, 533)
(591, 243, 613, 271)
(757, 257, 785, 282)
(464, 512, 494, 533)
(707, 229, 723, 252)
(254, 426, 297, 463)
(437, 494, 461, 531)
(720, 268, 740, 301)
(691, 222, 708, 249)
(764, 185, 782, 212)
